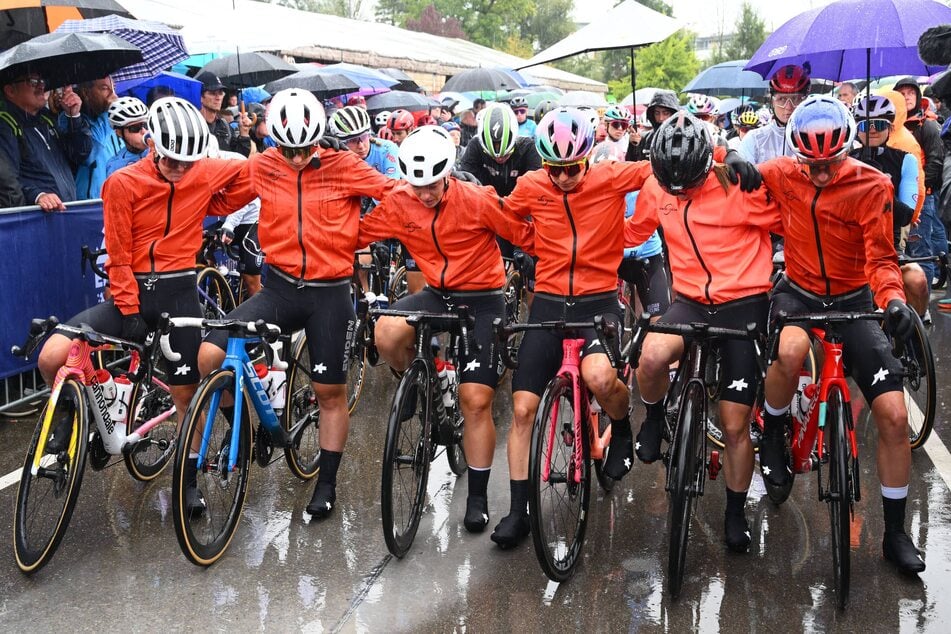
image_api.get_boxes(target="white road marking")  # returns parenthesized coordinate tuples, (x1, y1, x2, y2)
(0, 468, 21, 491)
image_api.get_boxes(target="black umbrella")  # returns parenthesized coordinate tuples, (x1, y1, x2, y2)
(0, 0, 133, 49)
(264, 68, 360, 99)
(0, 31, 142, 88)
(682, 59, 768, 97)
(442, 67, 522, 93)
(199, 52, 297, 89)
(379, 68, 421, 92)
(365, 90, 439, 113)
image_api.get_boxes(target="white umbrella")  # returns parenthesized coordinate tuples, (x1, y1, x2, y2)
(558, 90, 609, 108)
(620, 87, 664, 106)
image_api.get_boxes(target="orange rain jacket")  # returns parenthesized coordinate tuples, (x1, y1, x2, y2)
(102, 156, 256, 315)
(759, 156, 905, 307)
(625, 173, 781, 304)
(358, 178, 534, 291)
(882, 89, 925, 221)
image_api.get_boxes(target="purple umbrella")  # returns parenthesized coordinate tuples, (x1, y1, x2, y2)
(745, 0, 951, 81)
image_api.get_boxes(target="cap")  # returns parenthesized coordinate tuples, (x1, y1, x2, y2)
(440, 97, 459, 112)
(195, 71, 225, 92)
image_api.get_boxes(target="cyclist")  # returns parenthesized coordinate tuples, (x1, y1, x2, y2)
(104, 96, 149, 176)
(727, 106, 762, 152)
(686, 94, 728, 147)
(533, 99, 557, 125)
(37, 97, 256, 514)
(386, 109, 415, 145)
(739, 64, 811, 164)
(373, 110, 391, 134)
(329, 105, 399, 180)
(509, 96, 536, 138)
(358, 125, 534, 535)
(757, 96, 925, 574)
(625, 111, 779, 552)
(592, 106, 633, 162)
(197, 89, 398, 519)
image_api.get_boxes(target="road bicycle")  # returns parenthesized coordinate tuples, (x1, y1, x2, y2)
(495, 254, 530, 384)
(374, 306, 471, 558)
(494, 316, 619, 582)
(10, 317, 176, 574)
(628, 313, 765, 599)
(160, 315, 319, 566)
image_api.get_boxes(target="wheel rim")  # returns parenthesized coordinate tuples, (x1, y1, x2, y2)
(284, 337, 320, 477)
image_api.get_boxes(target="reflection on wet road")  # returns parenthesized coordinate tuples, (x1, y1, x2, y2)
(2, 310, 951, 631)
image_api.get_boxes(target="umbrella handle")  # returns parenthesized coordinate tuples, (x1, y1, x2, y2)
(238, 92, 256, 125)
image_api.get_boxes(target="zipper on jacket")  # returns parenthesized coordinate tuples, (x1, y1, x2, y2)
(296, 171, 306, 287)
(145, 182, 175, 289)
(682, 200, 714, 305)
(562, 193, 578, 298)
(432, 200, 449, 290)
(808, 188, 832, 297)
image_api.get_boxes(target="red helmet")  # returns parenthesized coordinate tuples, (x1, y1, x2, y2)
(417, 114, 438, 127)
(347, 95, 367, 107)
(770, 64, 810, 94)
(386, 109, 415, 131)
(378, 126, 394, 141)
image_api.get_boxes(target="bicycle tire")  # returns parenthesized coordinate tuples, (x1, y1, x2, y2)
(496, 269, 526, 385)
(445, 355, 467, 476)
(123, 377, 177, 481)
(667, 381, 704, 599)
(900, 313, 936, 451)
(381, 360, 432, 558)
(172, 369, 251, 566)
(196, 267, 237, 321)
(529, 375, 591, 582)
(14, 379, 89, 574)
(388, 266, 409, 306)
(346, 328, 368, 414)
(592, 410, 615, 493)
(826, 385, 851, 609)
(283, 334, 321, 480)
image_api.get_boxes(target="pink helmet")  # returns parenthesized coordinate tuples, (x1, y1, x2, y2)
(535, 107, 596, 164)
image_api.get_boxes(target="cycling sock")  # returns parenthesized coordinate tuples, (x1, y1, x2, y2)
(468, 466, 490, 498)
(643, 397, 664, 421)
(882, 494, 909, 534)
(605, 414, 635, 478)
(316, 449, 343, 486)
(509, 479, 528, 516)
(761, 407, 788, 436)
(725, 488, 748, 516)
(610, 414, 632, 438)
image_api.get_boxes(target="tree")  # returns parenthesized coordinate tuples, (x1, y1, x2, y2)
(629, 30, 699, 93)
(375, 0, 425, 26)
(314, 0, 364, 18)
(723, 2, 767, 60)
(520, 0, 574, 51)
(405, 4, 466, 39)
(636, 0, 673, 17)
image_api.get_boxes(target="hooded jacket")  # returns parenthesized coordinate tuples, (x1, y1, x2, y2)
(625, 90, 680, 162)
(894, 76, 945, 192)
(882, 89, 925, 220)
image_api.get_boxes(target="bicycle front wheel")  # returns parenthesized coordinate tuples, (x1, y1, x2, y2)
(283, 333, 320, 480)
(381, 360, 432, 558)
(826, 385, 852, 609)
(196, 267, 236, 320)
(529, 375, 591, 582)
(123, 378, 177, 481)
(900, 313, 936, 451)
(172, 370, 251, 566)
(14, 379, 89, 574)
(346, 325, 368, 414)
(667, 381, 704, 599)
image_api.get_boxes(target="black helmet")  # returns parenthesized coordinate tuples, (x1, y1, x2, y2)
(649, 111, 713, 194)
(534, 99, 557, 124)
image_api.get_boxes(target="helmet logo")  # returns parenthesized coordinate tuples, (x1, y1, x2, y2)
(492, 121, 501, 135)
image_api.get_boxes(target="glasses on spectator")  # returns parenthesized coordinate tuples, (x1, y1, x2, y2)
(280, 144, 316, 160)
(608, 121, 629, 130)
(344, 132, 370, 146)
(772, 94, 807, 108)
(544, 159, 586, 178)
(15, 77, 47, 89)
(513, 108, 528, 115)
(123, 123, 146, 133)
(856, 119, 891, 133)
(160, 156, 195, 171)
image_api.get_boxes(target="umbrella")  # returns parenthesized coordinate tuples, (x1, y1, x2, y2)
(366, 90, 439, 114)
(0, 0, 132, 48)
(199, 51, 297, 89)
(745, 0, 951, 81)
(0, 31, 142, 89)
(379, 68, 421, 92)
(264, 69, 360, 99)
(241, 86, 271, 105)
(558, 90, 609, 108)
(442, 68, 524, 93)
(715, 97, 755, 116)
(933, 70, 951, 101)
(315, 62, 398, 92)
(115, 70, 200, 108)
(620, 86, 665, 106)
(436, 90, 475, 112)
(54, 15, 188, 82)
(683, 59, 768, 97)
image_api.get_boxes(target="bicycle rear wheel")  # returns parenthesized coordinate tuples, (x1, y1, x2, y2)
(388, 266, 409, 305)
(14, 380, 88, 574)
(283, 333, 320, 480)
(346, 323, 368, 414)
(529, 375, 591, 582)
(381, 360, 432, 558)
(196, 267, 236, 320)
(667, 381, 704, 599)
(826, 385, 852, 609)
(899, 313, 936, 451)
(123, 378, 177, 481)
(172, 370, 251, 566)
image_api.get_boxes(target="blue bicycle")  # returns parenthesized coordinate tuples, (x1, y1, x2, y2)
(159, 315, 319, 566)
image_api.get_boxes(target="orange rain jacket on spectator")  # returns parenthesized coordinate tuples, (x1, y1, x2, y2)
(625, 173, 781, 304)
(357, 178, 533, 291)
(246, 146, 396, 282)
(102, 156, 256, 315)
(882, 89, 925, 222)
(759, 156, 905, 307)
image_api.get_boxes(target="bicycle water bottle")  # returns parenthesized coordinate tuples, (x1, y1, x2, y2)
(93, 369, 127, 453)
(266, 367, 287, 415)
(442, 361, 456, 409)
(791, 368, 814, 423)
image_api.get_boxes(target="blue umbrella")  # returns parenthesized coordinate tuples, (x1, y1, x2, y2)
(315, 62, 398, 92)
(745, 0, 951, 81)
(683, 59, 768, 96)
(115, 70, 201, 108)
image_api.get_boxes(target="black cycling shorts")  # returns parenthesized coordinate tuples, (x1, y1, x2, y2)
(660, 294, 768, 407)
(389, 287, 503, 388)
(204, 271, 355, 385)
(618, 253, 671, 317)
(512, 292, 622, 396)
(232, 223, 263, 276)
(770, 278, 903, 403)
(61, 274, 202, 385)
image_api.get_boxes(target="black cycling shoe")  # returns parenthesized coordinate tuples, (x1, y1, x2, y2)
(184, 483, 207, 518)
(399, 383, 418, 422)
(490, 513, 530, 549)
(724, 512, 752, 553)
(634, 415, 663, 463)
(758, 429, 790, 488)
(306, 482, 336, 518)
(463, 495, 489, 533)
(44, 407, 75, 455)
(603, 429, 634, 480)
(883, 531, 926, 574)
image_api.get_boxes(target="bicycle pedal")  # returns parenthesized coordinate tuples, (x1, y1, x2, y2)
(708, 450, 721, 480)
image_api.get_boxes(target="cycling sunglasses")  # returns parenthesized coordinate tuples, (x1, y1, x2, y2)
(513, 108, 528, 115)
(608, 120, 629, 130)
(856, 119, 891, 133)
(280, 144, 317, 160)
(123, 123, 146, 133)
(544, 159, 586, 178)
(344, 132, 371, 145)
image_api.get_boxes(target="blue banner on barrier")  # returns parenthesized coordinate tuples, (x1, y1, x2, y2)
(0, 202, 105, 380)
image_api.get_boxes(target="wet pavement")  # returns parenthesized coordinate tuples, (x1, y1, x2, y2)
(2, 306, 951, 631)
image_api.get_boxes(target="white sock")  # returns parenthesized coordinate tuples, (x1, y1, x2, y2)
(881, 485, 909, 500)
(764, 402, 790, 417)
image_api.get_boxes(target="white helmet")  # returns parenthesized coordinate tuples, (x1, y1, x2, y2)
(374, 110, 391, 129)
(266, 88, 325, 148)
(147, 97, 209, 162)
(329, 106, 371, 139)
(108, 96, 148, 129)
(397, 125, 456, 186)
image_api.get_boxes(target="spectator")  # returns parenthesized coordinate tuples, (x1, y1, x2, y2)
(509, 97, 535, 138)
(439, 98, 457, 123)
(104, 96, 150, 177)
(0, 151, 24, 207)
(220, 107, 235, 126)
(195, 71, 252, 157)
(0, 74, 91, 210)
(145, 84, 175, 107)
(66, 76, 120, 199)
(626, 89, 679, 162)
(245, 102, 270, 153)
(441, 121, 463, 160)
(459, 109, 477, 147)
(472, 98, 486, 117)
(837, 81, 857, 107)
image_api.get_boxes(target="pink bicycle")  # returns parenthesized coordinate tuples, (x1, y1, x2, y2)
(11, 317, 177, 574)
(495, 316, 620, 582)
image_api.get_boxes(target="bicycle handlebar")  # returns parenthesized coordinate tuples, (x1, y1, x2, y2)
(157, 313, 284, 366)
(767, 310, 889, 363)
(80, 244, 108, 280)
(492, 315, 621, 371)
(372, 306, 480, 359)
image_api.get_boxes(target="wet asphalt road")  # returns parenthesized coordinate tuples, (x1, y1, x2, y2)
(2, 304, 951, 631)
